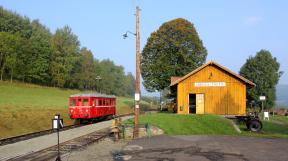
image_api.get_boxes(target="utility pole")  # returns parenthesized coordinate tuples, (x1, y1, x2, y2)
(134, 6, 140, 138)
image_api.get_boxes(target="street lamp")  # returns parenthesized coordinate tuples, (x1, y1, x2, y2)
(123, 6, 141, 138)
(123, 31, 136, 39)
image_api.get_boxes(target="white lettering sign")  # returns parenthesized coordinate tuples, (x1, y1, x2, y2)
(194, 82, 226, 87)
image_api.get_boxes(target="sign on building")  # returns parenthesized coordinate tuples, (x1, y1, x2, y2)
(194, 82, 226, 87)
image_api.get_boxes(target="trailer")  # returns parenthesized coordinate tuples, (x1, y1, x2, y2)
(227, 112, 262, 132)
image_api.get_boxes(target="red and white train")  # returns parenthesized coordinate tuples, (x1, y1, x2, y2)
(69, 93, 116, 122)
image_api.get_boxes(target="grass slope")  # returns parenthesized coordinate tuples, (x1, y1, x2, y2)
(125, 113, 238, 135)
(0, 81, 152, 139)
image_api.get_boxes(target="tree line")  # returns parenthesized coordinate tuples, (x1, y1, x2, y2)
(0, 6, 135, 96)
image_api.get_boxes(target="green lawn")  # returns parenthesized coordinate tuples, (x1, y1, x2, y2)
(125, 113, 288, 138)
(0, 81, 153, 139)
(125, 113, 238, 135)
(232, 114, 288, 138)
(270, 115, 288, 124)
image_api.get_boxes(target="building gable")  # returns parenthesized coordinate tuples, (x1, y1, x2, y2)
(170, 61, 255, 87)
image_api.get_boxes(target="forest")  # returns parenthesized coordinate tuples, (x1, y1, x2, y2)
(0, 7, 135, 96)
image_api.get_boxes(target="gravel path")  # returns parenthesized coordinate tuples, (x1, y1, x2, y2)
(59, 137, 125, 161)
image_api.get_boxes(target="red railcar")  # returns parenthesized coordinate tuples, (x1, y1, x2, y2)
(69, 93, 116, 122)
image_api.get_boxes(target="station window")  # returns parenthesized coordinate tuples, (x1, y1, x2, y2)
(83, 99, 89, 106)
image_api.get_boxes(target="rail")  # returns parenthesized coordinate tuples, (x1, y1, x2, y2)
(0, 113, 134, 146)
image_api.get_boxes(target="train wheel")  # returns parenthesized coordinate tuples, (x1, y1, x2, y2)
(106, 115, 113, 120)
(248, 120, 262, 132)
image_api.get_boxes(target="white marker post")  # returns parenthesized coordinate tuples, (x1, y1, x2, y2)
(52, 114, 63, 161)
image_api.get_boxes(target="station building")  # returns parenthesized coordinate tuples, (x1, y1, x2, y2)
(170, 61, 255, 116)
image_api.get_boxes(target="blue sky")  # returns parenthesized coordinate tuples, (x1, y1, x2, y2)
(1, 0, 287, 95)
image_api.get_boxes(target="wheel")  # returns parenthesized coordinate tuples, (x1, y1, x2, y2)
(246, 121, 250, 129)
(248, 120, 262, 132)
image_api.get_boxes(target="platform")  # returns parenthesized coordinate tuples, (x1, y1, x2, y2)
(0, 116, 133, 161)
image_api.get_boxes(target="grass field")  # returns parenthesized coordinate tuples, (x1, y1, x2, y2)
(125, 113, 288, 138)
(125, 113, 238, 135)
(239, 114, 288, 138)
(0, 81, 153, 139)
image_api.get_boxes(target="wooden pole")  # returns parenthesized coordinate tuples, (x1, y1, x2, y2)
(134, 6, 140, 138)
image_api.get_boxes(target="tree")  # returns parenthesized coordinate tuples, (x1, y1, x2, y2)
(240, 50, 282, 108)
(141, 18, 207, 92)
(50, 26, 80, 87)
(96, 59, 127, 95)
(0, 32, 23, 82)
(23, 20, 52, 84)
(124, 72, 136, 96)
(0, 7, 32, 39)
(69, 47, 96, 89)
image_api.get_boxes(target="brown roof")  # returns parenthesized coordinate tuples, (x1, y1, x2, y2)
(170, 61, 256, 87)
(170, 76, 182, 85)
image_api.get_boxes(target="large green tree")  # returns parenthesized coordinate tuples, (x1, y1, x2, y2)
(23, 20, 52, 84)
(50, 26, 80, 87)
(96, 59, 127, 95)
(0, 32, 24, 82)
(141, 18, 207, 92)
(69, 47, 96, 89)
(240, 50, 282, 108)
(0, 6, 32, 38)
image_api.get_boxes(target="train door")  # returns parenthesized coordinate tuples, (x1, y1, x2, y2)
(196, 94, 205, 114)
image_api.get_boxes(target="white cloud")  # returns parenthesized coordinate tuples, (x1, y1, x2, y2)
(244, 16, 263, 26)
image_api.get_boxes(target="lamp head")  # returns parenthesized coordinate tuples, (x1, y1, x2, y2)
(123, 33, 128, 39)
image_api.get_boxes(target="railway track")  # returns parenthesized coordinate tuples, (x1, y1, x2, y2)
(0, 124, 82, 146)
(0, 113, 134, 146)
(7, 128, 111, 161)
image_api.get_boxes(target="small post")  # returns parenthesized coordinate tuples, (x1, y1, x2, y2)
(52, 114, 63, 161)
(111, 118, 119, 142)
(123, 125, 126, 143)
(262, 101, 264, 112)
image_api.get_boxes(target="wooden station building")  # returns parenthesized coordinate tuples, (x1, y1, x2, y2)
(170, 61, 255, 116)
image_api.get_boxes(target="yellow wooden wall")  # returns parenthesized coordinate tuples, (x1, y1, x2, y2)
(177, 65, 246, 115)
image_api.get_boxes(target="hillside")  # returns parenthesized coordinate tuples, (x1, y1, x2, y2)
(276, 84, 288, 108)
(0, 82, 153, 139)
